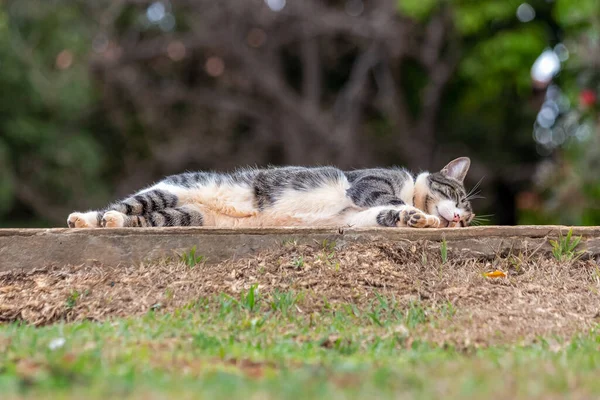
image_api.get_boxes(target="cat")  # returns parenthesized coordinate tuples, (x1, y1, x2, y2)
(67, 157, 475, 229)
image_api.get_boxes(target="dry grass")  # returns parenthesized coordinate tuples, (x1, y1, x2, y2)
(2, 239, 600, 345)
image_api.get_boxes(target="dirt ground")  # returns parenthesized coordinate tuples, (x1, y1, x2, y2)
(2, 240, 600, 346)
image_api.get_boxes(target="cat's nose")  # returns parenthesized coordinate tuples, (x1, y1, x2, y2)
(453, 213, 460, 222)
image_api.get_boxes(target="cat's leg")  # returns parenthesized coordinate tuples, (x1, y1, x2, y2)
(379, 206, 441, 228)
(102, 206, 204, 227)
(345, 205, 441, 228)
(100, 189, 181, 227)
(67, 189, 179, 228)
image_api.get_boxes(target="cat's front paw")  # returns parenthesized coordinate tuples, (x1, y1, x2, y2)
(400, 208, 441, 228)
(101, 210, 126, 228)
(67, 212, 100, 228)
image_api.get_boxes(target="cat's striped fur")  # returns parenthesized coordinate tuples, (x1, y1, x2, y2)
(67, 157, 475, 229)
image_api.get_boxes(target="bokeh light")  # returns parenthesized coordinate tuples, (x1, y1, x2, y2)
(531, 49, 561, 85)
(147, 2, 165, 23)
(167, 41, 186, 61)
(516, 3, 535, 22)
(205, 56, 225, 77)
(55, 50, 73, 70)
(265, 0, 286, 12)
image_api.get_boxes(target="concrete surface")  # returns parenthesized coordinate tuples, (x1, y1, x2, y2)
(1, 226, 599, 272)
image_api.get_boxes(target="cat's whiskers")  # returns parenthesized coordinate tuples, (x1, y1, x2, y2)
(470, 214, 493, 226)
(466, 194, 485, 201)
(466, 177, 485, 201)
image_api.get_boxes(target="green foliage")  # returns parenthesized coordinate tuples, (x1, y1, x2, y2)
(0, 1, 119, 225)
(459, 26, 547, 98)
(320, 239, 336, 252)
(269, 290, 301, 316)
(554, 0, 599, 26)
(291, 256, 305, 269)
(397, 0, 438, 21)
(180, 246, 205, 267)
(65, 290, 80, 309)
(522, 0, 600, 225)
(239, 284, 260, 312)
(453, 0, 521, 35)
(440, 238, 448, 264)
(550, 229, 584, 262)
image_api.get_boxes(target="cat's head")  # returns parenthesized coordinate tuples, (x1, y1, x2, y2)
(414, 157, 475, 227)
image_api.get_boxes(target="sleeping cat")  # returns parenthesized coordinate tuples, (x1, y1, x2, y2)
(67, 157, 475, 229)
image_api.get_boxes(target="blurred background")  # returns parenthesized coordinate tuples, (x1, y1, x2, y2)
(0, 0, 599, 227)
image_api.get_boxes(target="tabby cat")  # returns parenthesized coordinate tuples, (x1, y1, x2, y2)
(67, 157, 475, 229)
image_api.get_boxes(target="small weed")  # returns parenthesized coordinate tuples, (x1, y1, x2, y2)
(321, 239, 336, 252)
(366, 293, 403, 327)
(438, 302, 457, 318)
(282, 239, 298, 246)
(345, 303, 361, 318)
(440, 238, 448, 264)
(594, 265, 600, 281)
(405, 302, 428, 328)
(509, 253, 527, 274)
(367, 311, 384, 327)
(269, 290, 300, 316)
(374, 291, 394, 313)
(550, 229, 584, 262)
(66, 290, 80, 309)
(317, 250, 337, 267)
(180, 246, 205, 267)
(183, 297, 209, 310)
(291, 256, 305, 269)
(240, 284, 260, 312)
(217, 293, 237, 316)
(164, 287, 175, 301)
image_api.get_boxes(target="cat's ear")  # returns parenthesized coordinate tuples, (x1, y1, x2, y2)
(440, 157, 470, 183)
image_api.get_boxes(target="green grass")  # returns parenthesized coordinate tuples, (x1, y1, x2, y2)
(440, 238, 448, 264)
(180, 246, 205, 267)
(550, 228, 584, 262)
(65, 291, 81, 309)
(1, 293, 600, 399)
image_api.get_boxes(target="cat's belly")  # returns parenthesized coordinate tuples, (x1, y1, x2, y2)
(202, 181, 356, 227)
(147, 182, 258, 218)
(146, 178, 356, 227)
(190, 204, 356, 228)
(264, 180, 355, 223)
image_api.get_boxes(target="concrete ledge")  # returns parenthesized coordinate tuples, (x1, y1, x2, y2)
(0, 226, 599, 272)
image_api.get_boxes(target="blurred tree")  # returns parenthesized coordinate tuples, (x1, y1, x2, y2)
(518, 0, 600, 225)
(0, 2, 114, 226)
(0, 0, 590, 226)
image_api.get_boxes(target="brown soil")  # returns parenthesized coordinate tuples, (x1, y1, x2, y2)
(1, 240, 600, 345)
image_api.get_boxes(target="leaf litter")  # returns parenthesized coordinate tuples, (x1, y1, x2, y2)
(1, 240, 600, 346)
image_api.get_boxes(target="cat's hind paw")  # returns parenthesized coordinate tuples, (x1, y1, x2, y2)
(67, 212, 101, 228)
(101, 210, 126, 228)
